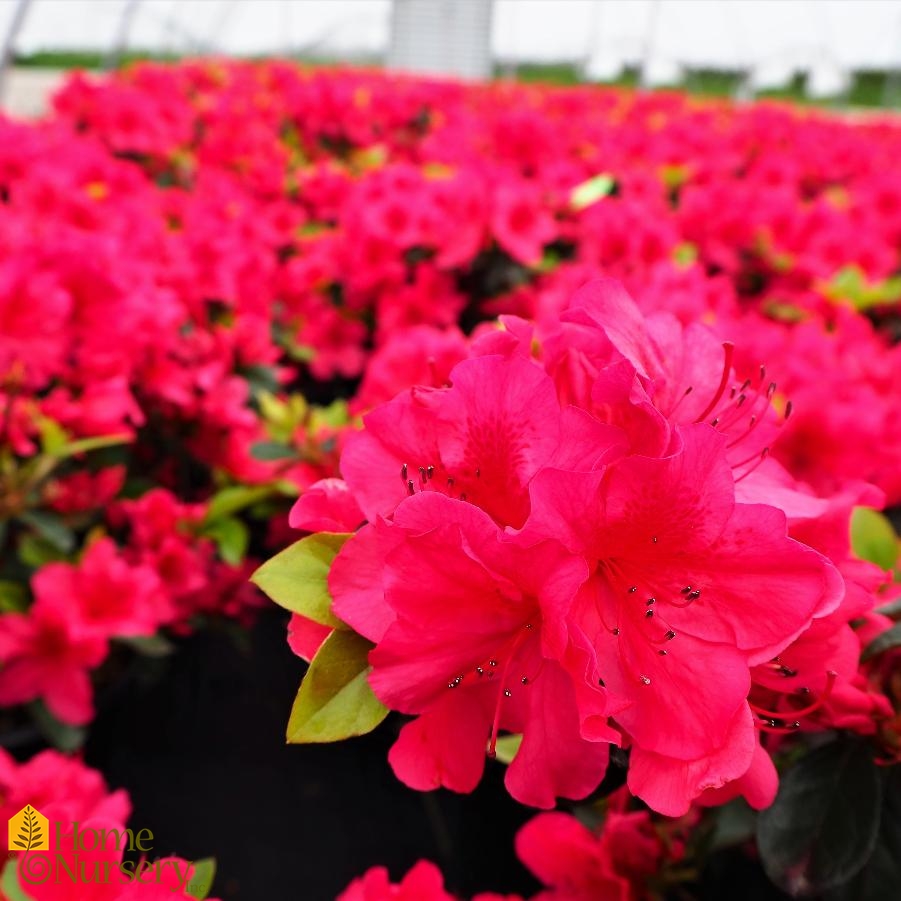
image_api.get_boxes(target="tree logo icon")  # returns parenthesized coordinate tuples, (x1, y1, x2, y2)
(8, 806, 49, 852)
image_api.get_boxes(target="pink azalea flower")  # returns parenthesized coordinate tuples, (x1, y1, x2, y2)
(525, 424, 843, 814)
(0, 594, 107, 725)
(32, 538, 171, 639)
(332, 492, 609, 808)
(338, 860, 456, 901)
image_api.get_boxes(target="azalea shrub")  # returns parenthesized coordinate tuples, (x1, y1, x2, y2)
(0, 59, 900, 899)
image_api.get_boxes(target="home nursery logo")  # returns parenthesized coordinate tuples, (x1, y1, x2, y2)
(8, 806, 49, 852)
(5, 808, 207, 895)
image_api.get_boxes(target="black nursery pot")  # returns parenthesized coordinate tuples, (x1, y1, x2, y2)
(84, 610, 540, 901)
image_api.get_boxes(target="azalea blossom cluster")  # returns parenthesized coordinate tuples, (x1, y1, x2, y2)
(0, 749, 217, 900)
(288, 278, 895, 817)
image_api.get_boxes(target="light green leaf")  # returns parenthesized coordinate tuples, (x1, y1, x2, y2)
(0, 859, 36, 901)
(493, 733, 523, 765)
(851, 507, 899, 572)
(251, 533, 351, 628)
(205, 485, 281, 523)
(186, 858, 216, 899)
(570, 172, 615, 210)
(287, 630, 388, 743)
(202, 516, 249, 566)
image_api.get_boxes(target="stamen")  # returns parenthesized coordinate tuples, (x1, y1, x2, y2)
(400, 463, 408, 482)
(407, 479, 416, 495)
(695, 342, 735, 422)
(750, 671, 837, 721)
(734, 447, 769, 483)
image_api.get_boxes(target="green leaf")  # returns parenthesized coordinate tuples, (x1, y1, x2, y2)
(861, 622, 901, 662)
(30, 700, 86, 752)
(492, 733, 522, 765)
(117, 634, 175, 657)
(36, 417, 70, 454)
(54, 433, 132, 460)
(202, 516, 249, 566)
(18, 511, 75, 553)
(251, 533, 351, 628)
(825, 768, 901, 901)
(286, 630, 388, 744)
(851, 507, 899, 571)
(0, 580, 29, 613)
(712, 798, 757, 850)
(18, 533, 68, 567)
(874, 597, 901, 618)
(186, 858, 216, 899)
(249, 441, 297, 461)
(204, 485, 280, 523)
(757, 738, 881, 895)
(0, 859, 36, 901)
(570, 172, 615, 210)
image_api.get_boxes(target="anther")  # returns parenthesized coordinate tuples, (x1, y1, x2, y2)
(400, 463, 408, 481)
(785, 400, 793, 420)
(597, 677, 605, 687)
(665, 630, 676, 640)
(646, 597, 656, 605)
(521, 677, 529, 685)
(687, 589, 701, 600)
(612, 628, 621, 636)
(658, 649, 667, 656)
(419, 466, 427, 483)
(489, 660, 497, 667)
(767, 381, 777, 399)
(504, 689, 512, 697)
(407, 480, 415, 495)
(447, 477, 455, 488)
(628, 586, 638, 593)
(645, 609, 654, 618)
(476, 667, 484, 676)
(639, 675, 652, 686)
(427, 465, 434, 479)
(681, 586, 692, 594)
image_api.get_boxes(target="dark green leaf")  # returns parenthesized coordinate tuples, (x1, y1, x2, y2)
(18, 511, 75, 553)
(757, 738, 881, 896)
(0, 580, 29, 613)
(17, 533, 68, 567)
(251, 533, 351, 628)
(861, 622, 901, 663)
(825, 768, 901, 901)
(29, 700, 87, 752)
(286, 630, 388, 744)
(117, 634, 175, 657)
(249, 441, 297, 462)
